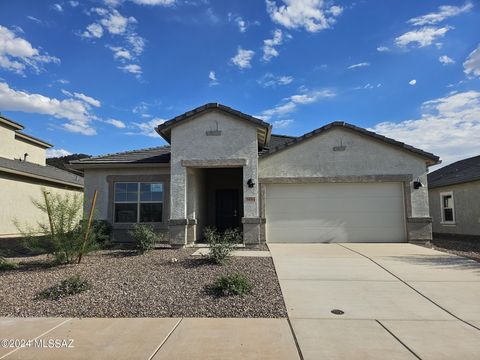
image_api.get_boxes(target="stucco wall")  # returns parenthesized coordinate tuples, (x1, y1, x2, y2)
(259, 127, 431, 218)
(186, 167, 207, 241)
(0, 123, 46, 166)
(0, 173, 82, 238)
(170, 111, 259, 221)
(429, 181, 480, 236)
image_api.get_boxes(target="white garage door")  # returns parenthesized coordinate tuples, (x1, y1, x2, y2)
(266, 183, 406, 243)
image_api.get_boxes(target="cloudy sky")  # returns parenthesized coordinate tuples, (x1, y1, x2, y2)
(0, 0, 479, 167)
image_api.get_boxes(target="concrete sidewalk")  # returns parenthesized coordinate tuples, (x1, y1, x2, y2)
(0, 317, 300, 360)
(269, 243, 480, 360)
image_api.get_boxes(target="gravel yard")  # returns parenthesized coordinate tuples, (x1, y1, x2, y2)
(425, 238, 480, 262)
(0, 248, 286, 318)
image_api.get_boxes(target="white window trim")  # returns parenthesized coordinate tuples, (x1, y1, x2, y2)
(114, 182, 164, 224)
(440, 191, 455, 225)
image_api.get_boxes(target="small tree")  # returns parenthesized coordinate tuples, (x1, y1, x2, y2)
(15, 189, 98, 265)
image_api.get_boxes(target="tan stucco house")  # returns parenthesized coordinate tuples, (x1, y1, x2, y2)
(70, 103, 440, 246)
(0, 116, 84, 242)
(428, 155, 480, 239)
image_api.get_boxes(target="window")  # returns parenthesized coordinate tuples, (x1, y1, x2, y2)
(440, 192, 455, 224)
(114, 182, 163, 223)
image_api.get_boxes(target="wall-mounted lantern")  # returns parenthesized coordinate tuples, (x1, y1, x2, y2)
(247, 179, 255, 188)
(413, 179, 423, 189)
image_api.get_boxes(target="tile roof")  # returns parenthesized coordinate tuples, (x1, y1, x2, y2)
(0, 157, 84, 187)
(70, 146, 171, 165)
(260, 121, 440, 164)
(428, 155, 480, 188)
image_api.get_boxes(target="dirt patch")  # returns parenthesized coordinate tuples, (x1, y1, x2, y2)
(0, 248, 286, 318)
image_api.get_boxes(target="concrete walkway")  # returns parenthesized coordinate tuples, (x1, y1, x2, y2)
(269, 243, 480, 360)
(0, 318, 299, 359)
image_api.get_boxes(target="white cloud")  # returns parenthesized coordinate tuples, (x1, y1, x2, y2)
(208, 70, 218, 86)
(463, 44, 480, 77)
(409, 79, 417, 86)
(377, 46, 390, 52)
(100, 9, 136, 35)
(118, 64, 142, 78)
(130, 117, 166, 137)
(0, 25, 59, 75)
(73, 92, 101, 107)
(258, 73, 293, 87)
(105, 118, 126, 128)
(126, 33, 145, 55)
(395, 26, 451, 48)
(69, 1, 79, 7)
(26, 16, 41, 23)
(266, 0, 343, 32)
(371, 91, 480, 166)
(231, 47, 255, 69)
(229, 15, 247, 32)
(0, 82, 97, 135)
(82, 23, 104, 39)
(439, 55, 455, 65)
(46, 148, 72, 158)
(107, 46, 132, 60)
(51, 3, 63, 12)
(347, 62, 370, 69)
(130, 0, 175, 4)
(272, 119, 293, 128)
(261, 89, 335, 120)
(262, 29, 283, 62)
(408, 2, 473, 26)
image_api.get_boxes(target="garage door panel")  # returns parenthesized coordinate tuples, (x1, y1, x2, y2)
(266, 183, 406, 243)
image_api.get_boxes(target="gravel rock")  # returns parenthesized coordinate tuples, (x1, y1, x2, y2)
(0, 249, 287, 318)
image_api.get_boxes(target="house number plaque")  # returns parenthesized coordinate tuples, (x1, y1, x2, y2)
(245, 197, 256, 202)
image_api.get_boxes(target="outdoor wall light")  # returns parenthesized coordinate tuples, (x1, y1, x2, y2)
(413, 180, 423, 189)
(247, 179, 255, 188)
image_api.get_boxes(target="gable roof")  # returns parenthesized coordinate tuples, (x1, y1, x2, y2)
(0, 115, 24, 130)
(0, 157, 83, 188)
(69, 146, 170, 168)
(260, 121, 440, 165)
(156, 103, 272, 149)
(428, 155, 480, 189)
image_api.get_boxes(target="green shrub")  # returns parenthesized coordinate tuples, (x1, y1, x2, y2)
(203, 227, 241, 265)
(15, 190, 102, 265)
(38, 275, 91, 300)
(0, 257, 18, 271)
(81, 220, 112, 249)
(210, 273, 253, 296)
(129, 224, 158, 254)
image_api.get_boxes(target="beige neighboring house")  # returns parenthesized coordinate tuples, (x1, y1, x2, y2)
(0, 115, 84, 243)
(71, 103, 440, 246)
(428, 155, 480, 239)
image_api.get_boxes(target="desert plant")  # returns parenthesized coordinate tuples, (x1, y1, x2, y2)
(15, 190, 99, 265)
(37, 275, 91, 300)
(203, 227, 241, 265)
(0, 257, 18, 271)
(129, 224, 157, 254)
(209, 273, 253, 296)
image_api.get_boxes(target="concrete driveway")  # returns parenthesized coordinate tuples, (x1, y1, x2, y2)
(269, 243, 480, 360)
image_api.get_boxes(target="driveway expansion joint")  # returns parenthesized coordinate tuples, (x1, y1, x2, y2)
(337, 244, 480, 332)
(148, 318, 183, 360)
(376, 320, 422, 360)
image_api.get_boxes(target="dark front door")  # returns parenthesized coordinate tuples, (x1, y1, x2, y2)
(215, 189, 240, 232)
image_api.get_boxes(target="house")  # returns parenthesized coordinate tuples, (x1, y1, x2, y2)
(70, 103, 440, 245)
(0, 115, 84, 243)
(428, 155, 480, 239)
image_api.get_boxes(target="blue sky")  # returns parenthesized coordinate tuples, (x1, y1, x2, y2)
(0, 0, 479, 167)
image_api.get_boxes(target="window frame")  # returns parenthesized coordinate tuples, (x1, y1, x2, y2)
(114, 181, 164, 224)
(440, 191, 455, 225)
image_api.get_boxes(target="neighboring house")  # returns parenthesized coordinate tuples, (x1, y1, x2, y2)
(0, 116, 84, 241)
(428, 155, 480, 239)
(70, 103, 440, 245)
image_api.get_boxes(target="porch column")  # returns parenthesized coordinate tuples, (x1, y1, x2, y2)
(169, 161, 188, 246)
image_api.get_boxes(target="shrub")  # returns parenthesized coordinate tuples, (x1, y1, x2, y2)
(210, 273, 253, 296)
(15, 190, 101, 265)
(203, 227, 241, 265)
(129, 224, 157, 254)
(38, 275, 91, 300)
(82, 220, 112, 249)
(0, 257, 18, 271)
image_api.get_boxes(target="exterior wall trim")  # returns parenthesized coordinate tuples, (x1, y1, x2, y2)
(181, 159, 247, 168)
(259, 174, 412, 184)
(106, 174, 170, 230)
